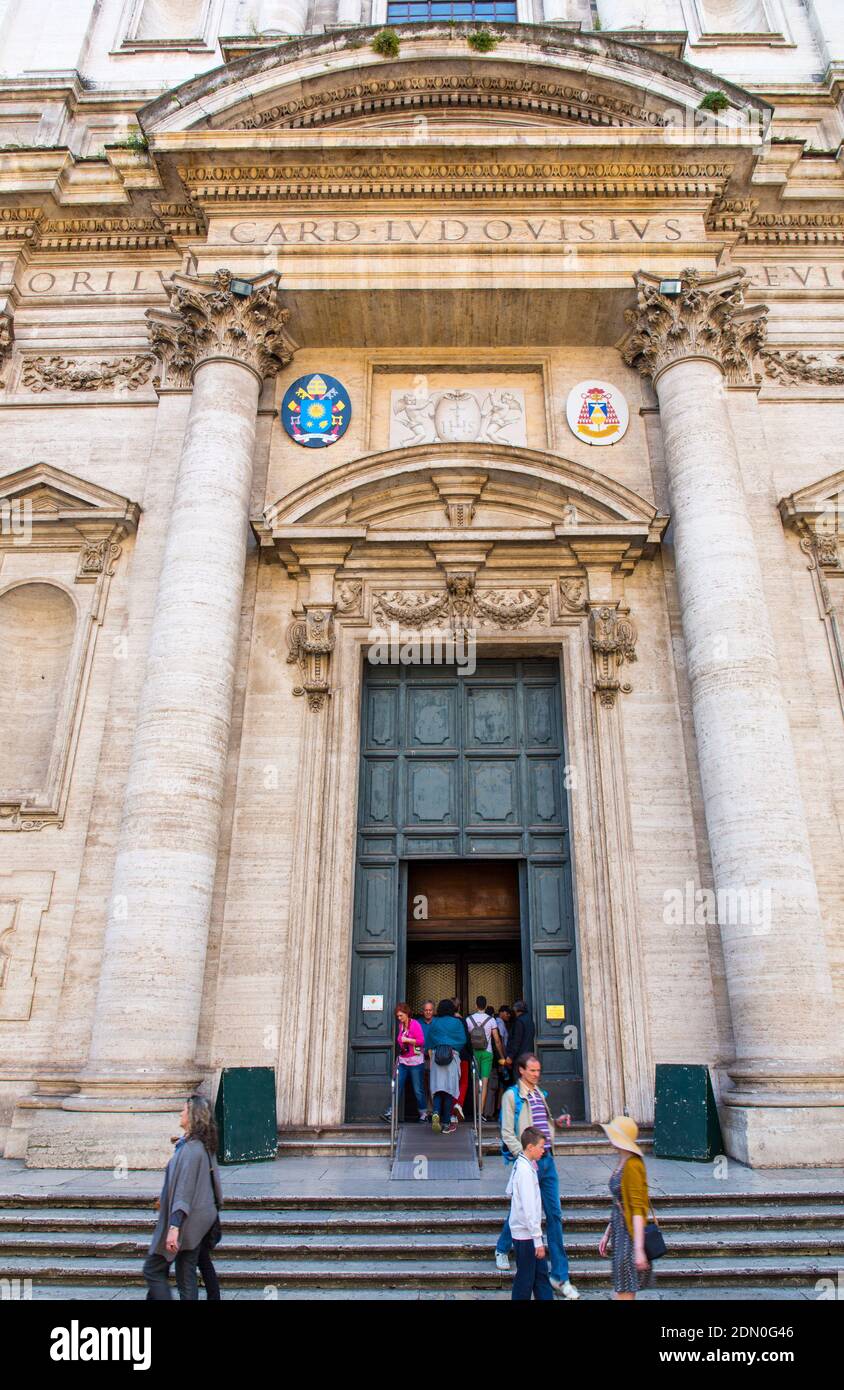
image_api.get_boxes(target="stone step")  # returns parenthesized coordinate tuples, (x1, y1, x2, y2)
(275, 1123, 654, 1158)
(3, 1229, 842, 1260)
(0, 1254, 838, 1288)
(14, 1283, 818, 1303)
(3, 1189, 842, 1211)
(3, 1203, 841, 1234)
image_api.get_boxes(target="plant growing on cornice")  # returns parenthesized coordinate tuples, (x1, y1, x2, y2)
(467, 29, 498, 52)
(110, 128, 148, 154)
(698, 91, 730, 114)
(372, 27, 400, 58)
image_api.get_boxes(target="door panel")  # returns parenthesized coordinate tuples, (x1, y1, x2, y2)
(347, 659, 583, 1120)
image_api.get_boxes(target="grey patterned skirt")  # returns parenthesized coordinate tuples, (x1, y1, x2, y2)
(609, 1168, 640, 1294)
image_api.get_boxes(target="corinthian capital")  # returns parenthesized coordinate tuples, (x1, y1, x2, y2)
(622, 268, 768, 385)
(145, 269, 295, 387)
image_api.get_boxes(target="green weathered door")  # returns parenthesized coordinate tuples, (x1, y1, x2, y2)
(345, 659, 584, 1119)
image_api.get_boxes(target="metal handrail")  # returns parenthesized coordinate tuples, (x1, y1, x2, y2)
(389, 1061, 399, 1164)
(471, 1058, 484, 1169)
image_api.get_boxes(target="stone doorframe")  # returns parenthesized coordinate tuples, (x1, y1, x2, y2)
(259, 444, 666, 1129)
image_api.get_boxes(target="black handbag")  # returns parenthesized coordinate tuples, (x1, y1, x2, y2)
(434, 1044, 453, 1066)
(644, 1202, 666, 1261)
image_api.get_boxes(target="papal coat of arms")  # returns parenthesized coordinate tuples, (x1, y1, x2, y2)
(281, 372, 351, 447)
(565, 380, 629, 447)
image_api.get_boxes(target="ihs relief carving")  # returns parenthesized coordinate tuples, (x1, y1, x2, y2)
(390, 384, 526, 448)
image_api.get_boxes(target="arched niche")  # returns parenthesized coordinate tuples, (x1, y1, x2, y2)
(0, 582, 77, 798)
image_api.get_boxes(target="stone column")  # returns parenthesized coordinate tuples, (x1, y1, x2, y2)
(624, 268, 844, 1166)
(29, 271, 293, 1167)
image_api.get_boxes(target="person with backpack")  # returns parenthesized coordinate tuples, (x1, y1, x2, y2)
(425, 998, 467, 1134)
(507, 1125, 554, 1301)
(465, 994, 499, 1118)
(494, 1053, 579, 1300)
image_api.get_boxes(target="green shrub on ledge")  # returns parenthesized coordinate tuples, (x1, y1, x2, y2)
(467, 29, 498, 52)
(372, 28, 401, 58)
(698, 91, 730, 114)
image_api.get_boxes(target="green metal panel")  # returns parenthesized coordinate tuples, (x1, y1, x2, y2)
(215, 1066, 277, 1164)
(346, 660, 584, 1120)
(653, 1063, 725, 1161)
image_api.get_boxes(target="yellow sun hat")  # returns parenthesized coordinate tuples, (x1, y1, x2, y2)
(601, 1114, 643, 1156)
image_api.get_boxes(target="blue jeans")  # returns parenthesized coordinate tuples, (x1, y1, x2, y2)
(496, 1151, 569, 1283)
(432, 1092, 454, 1125)
(396, 1062, 427, 1116)
(511, 1239, 553, 1301)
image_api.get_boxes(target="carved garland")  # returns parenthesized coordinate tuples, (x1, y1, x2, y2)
(759, 350, 844, 387)
(372, 578, 549, 632)
(21, 354, 159, 393)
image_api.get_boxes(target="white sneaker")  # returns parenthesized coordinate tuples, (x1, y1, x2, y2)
(550, 1277, 580, 1300)
(495, 1251, 511, 1272)
(453, 1104, 465, 1120)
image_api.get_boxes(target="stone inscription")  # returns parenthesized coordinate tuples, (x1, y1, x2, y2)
(20, 268, 171, 298)
(220, 216, 689, 246)
(740, 263, 844, 289)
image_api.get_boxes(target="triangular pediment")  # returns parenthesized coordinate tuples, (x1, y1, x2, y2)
(0, 463, 140, 529)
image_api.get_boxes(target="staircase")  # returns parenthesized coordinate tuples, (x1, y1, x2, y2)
(2, 1186, 841, 1300)
(276, 1121, 653, 1160)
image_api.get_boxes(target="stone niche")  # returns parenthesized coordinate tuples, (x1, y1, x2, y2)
(369, 361, 551, 454)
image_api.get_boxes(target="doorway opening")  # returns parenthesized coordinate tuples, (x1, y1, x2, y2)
(400, 859, 523, 1121)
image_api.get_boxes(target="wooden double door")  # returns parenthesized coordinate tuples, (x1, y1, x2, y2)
(346, 659, 584, 1120)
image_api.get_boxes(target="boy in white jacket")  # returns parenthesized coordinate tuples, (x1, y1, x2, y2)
(506, 1126, 554, 1301)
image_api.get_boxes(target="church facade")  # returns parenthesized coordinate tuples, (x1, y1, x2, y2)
(1, 0, 843, 1170)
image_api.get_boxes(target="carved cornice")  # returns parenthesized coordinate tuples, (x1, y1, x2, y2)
(588, 602, 638, 707)
(180, 158, 732, 204)
(744, 211, 844, 246)
(145, 268, 294, 386)
(622, 266, 768, 385)
(0, 311, 13, 386)
(38, 216, 171, 252)
(21, 354, 159, 394)
(759, 349, 844, 387)
(706, 197, 758, 235)
(152, 201, 208, 242)
(234, 72, 672, 134)
(0, 206, 44, 247)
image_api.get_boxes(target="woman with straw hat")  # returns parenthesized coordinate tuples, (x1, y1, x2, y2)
(598, 1115, 651, 1300)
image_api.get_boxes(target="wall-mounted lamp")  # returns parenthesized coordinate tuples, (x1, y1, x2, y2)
(229, 278, 254, 298)
(658, 279, 683, 298)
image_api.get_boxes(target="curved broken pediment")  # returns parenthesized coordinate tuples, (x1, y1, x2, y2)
(139, 24, 767, 139)
(266, 442, 662, 533)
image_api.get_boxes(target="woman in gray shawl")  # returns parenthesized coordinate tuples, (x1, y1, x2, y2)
(144, 1095, 223, 1300)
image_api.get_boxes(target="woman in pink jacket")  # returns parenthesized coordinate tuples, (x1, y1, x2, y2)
(391, 1001, 428, 1122)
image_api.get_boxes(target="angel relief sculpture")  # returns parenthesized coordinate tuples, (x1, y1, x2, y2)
(390, 385, 526, 448)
